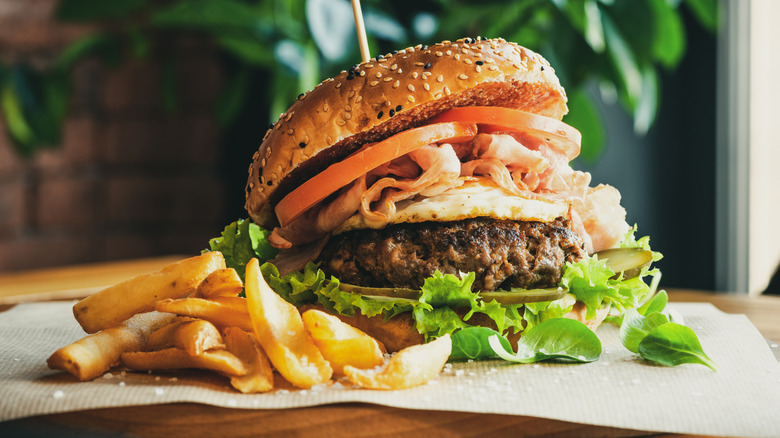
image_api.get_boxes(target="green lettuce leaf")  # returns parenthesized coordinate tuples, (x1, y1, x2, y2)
(207, 219, 277, 279)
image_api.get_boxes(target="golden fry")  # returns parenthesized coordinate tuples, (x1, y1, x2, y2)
(343, 334, 451, 390)
(73, 252, 226, 334)
(155, 297, 252, 330)
(302, 309, 385, 376)
(47, 311, 175, 381)
(195, 268, 244, 298)
(223, 327, 274, 393)
(146, 319, 225, 356)
(121, 347, 247, 376)
(244, 258, 332, 388)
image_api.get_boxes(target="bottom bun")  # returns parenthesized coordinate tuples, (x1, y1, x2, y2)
(300, 301, 610, 353)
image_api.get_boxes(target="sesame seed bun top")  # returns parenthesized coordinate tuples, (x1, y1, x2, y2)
(245, 37, 568, 228)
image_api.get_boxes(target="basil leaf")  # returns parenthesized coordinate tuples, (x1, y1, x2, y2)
(638, 322, 718, 371)
(619, 308, 670, 353)
(450, 327, 512, 361)
(489, 318, 601, 363)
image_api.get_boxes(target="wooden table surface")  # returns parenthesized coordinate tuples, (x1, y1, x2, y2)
(2, 257, 779, 438)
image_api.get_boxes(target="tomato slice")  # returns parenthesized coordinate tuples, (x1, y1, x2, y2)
(430, 106, 581, 160)
(275, 122, 478, 227)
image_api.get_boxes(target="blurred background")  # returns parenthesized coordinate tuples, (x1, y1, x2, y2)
(0, 0, 777, 295)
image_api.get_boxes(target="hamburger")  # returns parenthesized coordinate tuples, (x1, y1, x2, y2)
(225, 37, 659, 353)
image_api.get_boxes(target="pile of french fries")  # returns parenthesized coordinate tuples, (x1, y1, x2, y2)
(47, 252, 451, 392)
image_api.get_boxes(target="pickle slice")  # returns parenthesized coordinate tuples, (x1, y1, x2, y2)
(479, 287, 568, 304)
(338, 283, 420, 300)
(595, 247, 653, 280)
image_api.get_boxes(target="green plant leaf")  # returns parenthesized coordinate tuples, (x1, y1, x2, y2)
(216, 35, 276, 67)
(565, 89, 604, 163)
(450, 327, 512, 361)
(633, 64, 659, 134)
(601, 12, 642, 112)
(684, 0, 720, 32)
(216, 68, 250, 128)
(56, 0, 146, 22)
(619, 308, 670, 353)
(151, 0, 260, 29)
(54, 34, 117, 71)
(1, 77, 35, 152)
(649, 0, 685, 68)
(490, 318, 602, 363)
(638, 322, 718, 371)
(637, 290, 668, 315)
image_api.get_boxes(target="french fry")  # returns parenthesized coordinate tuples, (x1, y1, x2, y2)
(244, 258, 332, 388)
(195, 268, 243, 298)
(47, 311, 175, 381)
(343, 334, 451, 390)
(302, 309, 385, 376)
(146, 319, 225, 356)
(223, 327, 274, 393)
(73, 252, 226, 334)
(155, 297, 252, 330)
(121, 348, 247, 376)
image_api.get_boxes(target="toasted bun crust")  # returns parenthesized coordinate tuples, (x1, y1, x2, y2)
(300, 301, 609, 353)
(245, 37, 568, 228)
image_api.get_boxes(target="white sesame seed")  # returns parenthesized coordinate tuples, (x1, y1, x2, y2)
(423, 83, 430, 91)
(397, 68, 403, 73)
(348, 90, 355, 98)
(454, 54, 460, 60)
(370, 80, 379, 86)
(412, 72, 419, 79)
(407, 84, 415, 92)
(355, 95, 363, 102)
(391, 64, 397, 70)
(435, 51, 443, 57)
(464, 59, 473, 65)
(407, 95, 415, 103)
(458, 74, 468, 80)
(375, 72, 382, 78)
(383, 77, 393, 82)
(287, 129, 294, 135)
(359, 70, 366, 76)
(475, 66, 482, 73)
(436, 75, 443, 82)
(489, 65, 498, 71)
(446, 50, 452, 55)
(345, 104, 352, 112)
(422, 71, 431, 78)
(323, 103, 329, 111)
(415, 62, 424, 66)
(444, 86, 451, 95)
(344, 112, 351, 120)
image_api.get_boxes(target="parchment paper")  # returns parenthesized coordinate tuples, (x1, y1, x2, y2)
(2, 301, 779, 437)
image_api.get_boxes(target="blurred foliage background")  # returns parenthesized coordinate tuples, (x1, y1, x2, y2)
(0, 0, 718, 160)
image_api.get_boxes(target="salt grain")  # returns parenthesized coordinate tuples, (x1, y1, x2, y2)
(118, 381, 126, 387)
(227, 399, 237, 407)
(52, 390, 64, 399)
(154, 388, 164, 396)
(631, 378, 641, 385)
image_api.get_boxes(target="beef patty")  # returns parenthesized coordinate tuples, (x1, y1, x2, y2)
(319, 217, 586, 291)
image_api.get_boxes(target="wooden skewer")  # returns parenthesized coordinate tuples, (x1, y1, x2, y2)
(351, 0, 371, 62)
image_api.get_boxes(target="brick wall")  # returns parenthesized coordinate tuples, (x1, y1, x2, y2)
(0, 0, 227, 272)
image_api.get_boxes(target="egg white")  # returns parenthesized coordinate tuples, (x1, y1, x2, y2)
(334, 179, 569, 234)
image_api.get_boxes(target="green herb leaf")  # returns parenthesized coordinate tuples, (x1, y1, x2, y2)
(638, 322, 718, 371)
(637, 290, 668, 316)
(451, 327, 512, 361)
(619, 308, 670, 353)
(490, 318, 602, 363)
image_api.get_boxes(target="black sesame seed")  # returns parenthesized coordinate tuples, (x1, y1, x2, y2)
(422, 45, 428, 50)
(476, 60, 484, 65)
(389, 109, 395, 117)
(392, 50, 398, 54)
(396, 105, 403, 112)
(424, 62, 431, 69)
(297, 93, 304, 99)
(299, 142, 306, 148)
(377, 111, 384, 119)
(346, 73, 354, 80)
(266, 181, 273, 186)
(377, 54, 384, 60)
(541, 66, 545, 71)
(350, 64, 358, 72)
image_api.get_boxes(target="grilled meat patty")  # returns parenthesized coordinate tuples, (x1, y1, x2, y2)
(319, 217, 586, 291)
